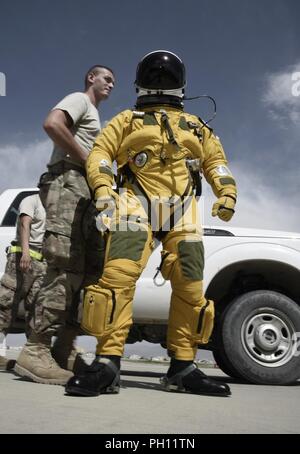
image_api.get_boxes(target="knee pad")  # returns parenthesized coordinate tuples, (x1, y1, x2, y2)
(160, 239, 204, 282)
(177, 240, 204, 281)
(106, 224, 149, 264)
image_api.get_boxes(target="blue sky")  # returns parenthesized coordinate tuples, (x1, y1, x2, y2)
(1, 0, 300, 232)
(1, 0, 300, 353)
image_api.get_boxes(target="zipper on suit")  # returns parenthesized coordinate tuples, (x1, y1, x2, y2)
(109, 289, 116, 324)
(196, 300, 210, 333)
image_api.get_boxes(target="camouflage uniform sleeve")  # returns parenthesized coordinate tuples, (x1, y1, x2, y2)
(86, 110, 131, 195)
(201, 128, 237, 200)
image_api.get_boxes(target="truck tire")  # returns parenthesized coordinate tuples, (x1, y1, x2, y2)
(213, 307, 246, 380)
(222, 290, 300, 385)
(213, 349, 245, 380)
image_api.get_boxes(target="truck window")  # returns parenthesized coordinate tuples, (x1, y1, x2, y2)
(1, 191, 39, 227)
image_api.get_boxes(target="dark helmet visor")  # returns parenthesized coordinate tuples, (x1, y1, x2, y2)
(136, 51, 186, 90)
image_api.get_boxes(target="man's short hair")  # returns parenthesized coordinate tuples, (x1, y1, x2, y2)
(84, 65, 114, 89)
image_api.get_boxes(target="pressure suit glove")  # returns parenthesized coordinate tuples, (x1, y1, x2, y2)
(95, 186, 119, 211)
(212, 195, 236, 222)
(95, 186, 119, 232)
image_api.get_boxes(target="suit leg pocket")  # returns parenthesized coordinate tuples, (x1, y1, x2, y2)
(81, 287, 115, 337)
(193, 299, 215, 344)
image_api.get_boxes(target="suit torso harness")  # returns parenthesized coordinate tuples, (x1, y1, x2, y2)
(114, 109, 206, 240)
(117, 109, 205, 194)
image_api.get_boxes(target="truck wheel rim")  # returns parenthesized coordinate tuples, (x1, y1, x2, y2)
(241, 308, 296, 367)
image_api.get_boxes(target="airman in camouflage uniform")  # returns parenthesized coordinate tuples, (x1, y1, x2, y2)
(0, 194, 46, 370)
(14, 65, 115, 384)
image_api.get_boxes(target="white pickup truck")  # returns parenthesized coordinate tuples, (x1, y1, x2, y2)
(1, 188, 300, 385)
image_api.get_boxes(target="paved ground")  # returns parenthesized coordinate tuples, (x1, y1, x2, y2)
(0, 356, 300, 434)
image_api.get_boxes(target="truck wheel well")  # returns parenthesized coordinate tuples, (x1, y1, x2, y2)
(206, 259, 300, 313)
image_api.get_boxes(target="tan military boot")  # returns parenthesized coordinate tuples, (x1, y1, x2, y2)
(0, 354, 8, 370)
(51, 325, 87, 374)
(0, 355, 16, 371)
(14, 334, 73, 385)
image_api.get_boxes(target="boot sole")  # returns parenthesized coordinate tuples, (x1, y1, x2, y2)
(14, 363, 72, 385)
(162, 385, 231, 397)
(160, 378, 231, 397)
(65, 384, 120, 397)
(0, 359, 16, 371)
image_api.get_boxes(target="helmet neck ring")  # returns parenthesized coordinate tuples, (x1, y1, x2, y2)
(135, 94, 184, 109)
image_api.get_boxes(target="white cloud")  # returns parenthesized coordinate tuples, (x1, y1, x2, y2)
(263, 62, 300, 127)
(0, 139, 51, 193)
(202, 162, 300, 233)
(0, 141, 299, 234)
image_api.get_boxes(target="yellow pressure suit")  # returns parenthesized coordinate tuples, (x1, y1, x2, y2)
(83, 106, 237, 360)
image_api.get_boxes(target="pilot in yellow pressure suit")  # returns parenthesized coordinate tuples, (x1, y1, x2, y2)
(65, 51, 237, 397)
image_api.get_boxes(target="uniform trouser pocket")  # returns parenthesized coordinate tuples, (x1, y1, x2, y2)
(0, 253, 18, 290)
(81, 286, 116, 337)
(38, 172, 61, 210)
(42, 231, 85, 273)
(193, 299, 215, 344)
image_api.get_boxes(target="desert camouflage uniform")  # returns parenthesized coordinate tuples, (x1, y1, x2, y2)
(0, 194, 46, 338)
(29, 92, 105, 339)
(0, 250, 46, 337)
(34, 161, 105, 336)
(14, 92, 107, 384)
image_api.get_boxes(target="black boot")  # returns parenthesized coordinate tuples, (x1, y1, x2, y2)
(65, 356, 120, 397)
(161, 359, 231, 397)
